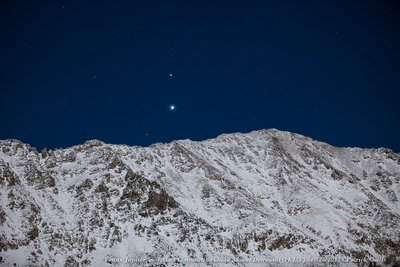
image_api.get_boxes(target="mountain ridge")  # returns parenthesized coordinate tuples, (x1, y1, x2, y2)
(5, 128, 399, 153)
(0, 129, 399, 266)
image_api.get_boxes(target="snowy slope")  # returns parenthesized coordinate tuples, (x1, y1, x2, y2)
(0, 129, 399, 266)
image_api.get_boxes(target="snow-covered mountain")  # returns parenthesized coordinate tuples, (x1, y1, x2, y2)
(0, 129, 399, 266)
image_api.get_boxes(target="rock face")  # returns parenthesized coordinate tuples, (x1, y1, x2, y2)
(0, 129, 399, 267)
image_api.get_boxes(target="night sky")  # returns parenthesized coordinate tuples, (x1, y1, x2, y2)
(1, 1, 399, 151)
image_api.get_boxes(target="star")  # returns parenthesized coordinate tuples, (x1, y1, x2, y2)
(169, 73, 173, 77)
(170, 105, 175, 111)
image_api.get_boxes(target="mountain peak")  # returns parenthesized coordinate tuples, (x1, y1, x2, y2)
(0, 129, 399, 266)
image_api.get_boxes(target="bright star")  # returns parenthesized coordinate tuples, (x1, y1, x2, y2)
(170, 105, 175, 110)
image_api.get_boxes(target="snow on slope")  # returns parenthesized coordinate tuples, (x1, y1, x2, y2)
(0, 129, 399, 267)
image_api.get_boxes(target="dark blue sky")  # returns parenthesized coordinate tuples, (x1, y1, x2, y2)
(1, 1, 399, 151)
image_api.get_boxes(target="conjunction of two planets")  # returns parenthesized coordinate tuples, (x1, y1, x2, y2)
(169, 73, 175, 111)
